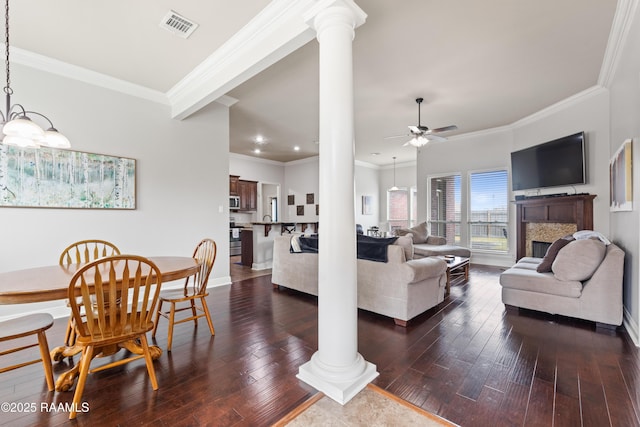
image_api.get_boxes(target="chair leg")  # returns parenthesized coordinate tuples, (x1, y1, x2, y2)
(70, 345, 94, 420)
(190, 299, 198, 326)
(200, 297, 215, 336)
(152, 300, 163, 338)
(139, 334, 158, 390)
(167, 303, 176, 352)
(64, 318, 73, 347)
(36, 331, 55, 392)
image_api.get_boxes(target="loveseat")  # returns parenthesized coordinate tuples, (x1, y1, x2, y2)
(499, 233, 624, 326)
(394, 222, 471, 258)
(271, 235, 448, 326)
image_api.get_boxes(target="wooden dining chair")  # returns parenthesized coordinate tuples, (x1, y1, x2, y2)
(59, 239, 121, 347)
(152, 238, 217, 352)
(66, 255, 162, 419)
(0, 313, 55, 392)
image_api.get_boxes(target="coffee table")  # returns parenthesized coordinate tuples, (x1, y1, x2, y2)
(438, 256, 470, 296)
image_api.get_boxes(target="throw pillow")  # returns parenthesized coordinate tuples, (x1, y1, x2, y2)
(552, 239, 606, 281)
(536, 237, 574, 273)
(396, 222, 428, 244)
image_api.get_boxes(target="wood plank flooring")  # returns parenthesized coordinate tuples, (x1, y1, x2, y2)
(1, 264, 639, 426)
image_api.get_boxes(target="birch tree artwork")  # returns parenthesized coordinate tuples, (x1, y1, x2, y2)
(0, 145, 135, 209)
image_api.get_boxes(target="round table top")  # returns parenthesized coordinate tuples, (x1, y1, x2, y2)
(0, 256, 199, 304)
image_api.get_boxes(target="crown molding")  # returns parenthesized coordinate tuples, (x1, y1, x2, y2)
(167, 0, 318, 120)
(510, 85, 607, 128)
(598, 0, 639, 87)
(284, 155, 319, 166)
(355, 160, 380, 170)
(230, 152, 285, 166)
(10, 47, 169, 105)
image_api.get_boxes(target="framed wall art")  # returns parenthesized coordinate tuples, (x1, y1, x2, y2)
(0, 145, 136, 209)
(362, 195, 373, 215)
(610, 138, 633, 212)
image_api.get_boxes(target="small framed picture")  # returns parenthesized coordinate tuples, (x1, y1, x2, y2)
(288, 195, 295, 206)
(362, 195, 373, 215)
(306, 193, 314, 204)
(297, 205, 304, 216)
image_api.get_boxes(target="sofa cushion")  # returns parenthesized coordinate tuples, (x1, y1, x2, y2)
(393, 235, 414, 261)
(536, 237, 573, 273)
(500, 267, 583, 298)
(395, 222, 429, 243)
(552, 239, 606, 282)
(413, 244, 471, 258)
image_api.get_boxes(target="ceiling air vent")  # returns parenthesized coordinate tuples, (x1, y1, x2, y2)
(160, 10, 199, 39)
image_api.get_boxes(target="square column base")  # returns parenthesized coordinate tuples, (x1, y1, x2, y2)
(297, 359, 379, 405)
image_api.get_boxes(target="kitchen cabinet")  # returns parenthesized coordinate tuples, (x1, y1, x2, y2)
(238, 179, 257, 211)
(241, 229, 253, 267)
(229, 175, 240, 195)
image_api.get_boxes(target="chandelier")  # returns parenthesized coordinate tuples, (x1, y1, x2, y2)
(389, 156, 399, 191)
(0, 0, 69, 149)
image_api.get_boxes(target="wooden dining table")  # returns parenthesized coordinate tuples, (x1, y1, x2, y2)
(0, 256, 200, 391)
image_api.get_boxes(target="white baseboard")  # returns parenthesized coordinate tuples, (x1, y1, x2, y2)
(623, 306, 639, 347)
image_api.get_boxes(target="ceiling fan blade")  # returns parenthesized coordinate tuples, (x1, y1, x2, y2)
(429, 125, 458, 134)
(384, 134, 409, 140)
(425, 134, 447, 142)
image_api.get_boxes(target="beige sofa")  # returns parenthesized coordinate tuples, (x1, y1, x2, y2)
(394, 222, 471, 258)
(499, 238, 624, 326)
(271, 235, 448, 326)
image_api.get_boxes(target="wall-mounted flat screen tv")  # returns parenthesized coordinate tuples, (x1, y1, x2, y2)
(510, 131, 586, 191)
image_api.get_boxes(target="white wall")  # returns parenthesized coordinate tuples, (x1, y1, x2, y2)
(609, 4, 640, 343)
(512, 88, 611, 234)
(416, 88, 611, 267)
(355, 162, 380, 230)
(283, 157, 320, 224)
(1, 64, 230, 320)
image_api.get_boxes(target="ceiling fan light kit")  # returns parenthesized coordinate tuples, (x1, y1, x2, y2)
(386, 97, 457, 149)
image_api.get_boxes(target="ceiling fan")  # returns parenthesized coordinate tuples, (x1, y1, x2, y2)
(385, 97, 458, 147)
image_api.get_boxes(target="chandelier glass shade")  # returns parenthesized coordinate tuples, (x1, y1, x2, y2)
(0, 0, 70, 149)
(406, 135, 429, 147)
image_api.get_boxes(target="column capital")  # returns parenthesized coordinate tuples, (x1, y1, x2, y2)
(303, 0, 367, 35)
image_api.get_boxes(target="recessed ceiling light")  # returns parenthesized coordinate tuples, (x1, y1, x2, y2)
(370, 152, 381, 156)
(294, 146, 300, 151)
(255, 135, 264, 144)
(254, 148, 261, 154)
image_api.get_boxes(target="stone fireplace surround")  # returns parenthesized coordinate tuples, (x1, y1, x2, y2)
(515, 194, 596, 260)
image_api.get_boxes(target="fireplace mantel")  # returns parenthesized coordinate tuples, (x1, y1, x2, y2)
(514, 194, 596, 260)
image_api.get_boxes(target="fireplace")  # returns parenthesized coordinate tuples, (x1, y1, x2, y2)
(515, 194, 595, 260)
(532, 241, 552, 258)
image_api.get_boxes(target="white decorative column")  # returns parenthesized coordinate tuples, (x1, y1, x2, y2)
(297, 1, 377, 404)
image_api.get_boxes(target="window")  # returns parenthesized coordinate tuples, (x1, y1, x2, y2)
(428, 170, 509, 252)
(469, 170, 508, 252)
(428, 175, 461, 244)
(387, 187, 418, 232)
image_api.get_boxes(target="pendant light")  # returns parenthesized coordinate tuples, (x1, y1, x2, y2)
(389, 156, 399, 191)
(0, 0, 70, 149)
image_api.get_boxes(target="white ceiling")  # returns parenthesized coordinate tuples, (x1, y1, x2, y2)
(9, 0, 618, 166)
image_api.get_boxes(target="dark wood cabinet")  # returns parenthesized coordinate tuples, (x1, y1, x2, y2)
(514, 194, 596, 260)
(238, 179, 257, 211)
(229, 175, 240, 195)
(241, 229, 253, 267)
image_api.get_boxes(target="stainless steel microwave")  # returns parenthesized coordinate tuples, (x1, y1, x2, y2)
(230, 196, 240, 209)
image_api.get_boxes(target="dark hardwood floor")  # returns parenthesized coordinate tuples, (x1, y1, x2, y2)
(2, 264, 639, 426)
